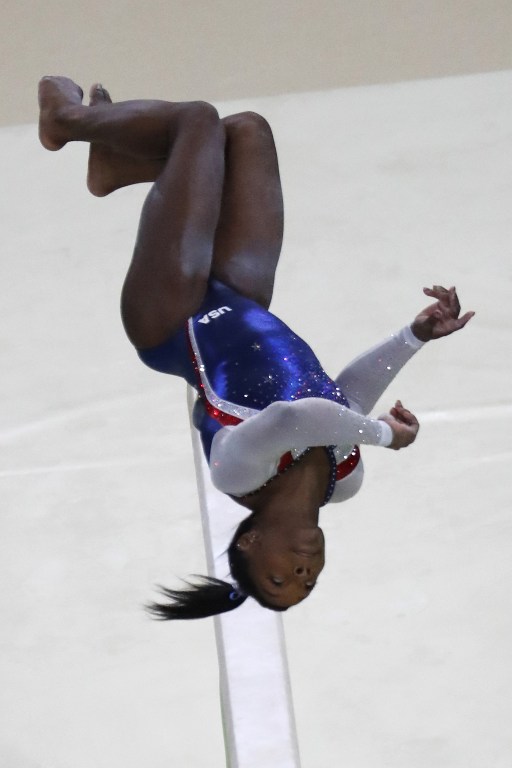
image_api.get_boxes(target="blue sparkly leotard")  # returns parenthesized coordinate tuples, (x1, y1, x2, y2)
(138, 280, 424, 503)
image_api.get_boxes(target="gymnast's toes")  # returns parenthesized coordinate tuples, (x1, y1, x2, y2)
(89, 83, 113, 106)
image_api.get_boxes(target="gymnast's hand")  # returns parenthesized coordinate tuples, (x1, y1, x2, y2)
(380, 400, 419, 450)
(411, 285, 475, 342)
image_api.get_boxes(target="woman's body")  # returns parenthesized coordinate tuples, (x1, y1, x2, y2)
(38, 76, 474, 615)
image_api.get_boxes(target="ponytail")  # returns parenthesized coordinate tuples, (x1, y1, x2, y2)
(146, 576, 247, 620)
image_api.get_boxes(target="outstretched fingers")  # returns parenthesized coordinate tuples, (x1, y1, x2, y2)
(451, 309, 475, 331)
(414, 285, 475, 340)
(423, 285, 459, 315)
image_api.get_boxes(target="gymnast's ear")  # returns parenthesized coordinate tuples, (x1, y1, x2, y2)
(236, 530, 259, 551)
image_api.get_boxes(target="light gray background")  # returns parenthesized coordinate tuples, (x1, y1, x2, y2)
(2, 0, 512, 126)
(1, 5, 511, 767)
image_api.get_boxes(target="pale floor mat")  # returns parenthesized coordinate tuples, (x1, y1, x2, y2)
(1, 71, 511, 767)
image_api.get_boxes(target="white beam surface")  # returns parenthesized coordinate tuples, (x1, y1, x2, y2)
(187, 388, 301, 768)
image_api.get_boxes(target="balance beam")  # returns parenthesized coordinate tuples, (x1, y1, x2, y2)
(188, 387, 302, 768)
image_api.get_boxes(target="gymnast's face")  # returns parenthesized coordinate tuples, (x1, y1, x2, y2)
(237, 526, 325, 608)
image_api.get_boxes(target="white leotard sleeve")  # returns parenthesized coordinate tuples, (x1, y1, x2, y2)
(335, 325, 425, 414)
(210, 325, 425, 497)
(210, 400, 391, 495)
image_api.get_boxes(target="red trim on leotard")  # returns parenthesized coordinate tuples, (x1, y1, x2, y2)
(336, 446, 361, 480)
(186, 322, 360, 480)
(186, 323, 242, 426)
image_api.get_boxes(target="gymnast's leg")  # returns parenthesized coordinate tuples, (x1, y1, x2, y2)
(38, 76, 225, 348)
(210, 111, 284, 309)
(84, 91, 284, 310)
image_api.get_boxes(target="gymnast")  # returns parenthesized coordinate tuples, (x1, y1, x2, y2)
(38, 76, 474, 619)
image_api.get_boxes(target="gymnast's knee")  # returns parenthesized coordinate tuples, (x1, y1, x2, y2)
(222, 111, 273, 139)
(178, 100, 220, 130)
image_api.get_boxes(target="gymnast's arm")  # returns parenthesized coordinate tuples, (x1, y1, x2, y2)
(209, 399, 396, 495)
(335, 325, 424, 416)
(336, 285, 475, 415)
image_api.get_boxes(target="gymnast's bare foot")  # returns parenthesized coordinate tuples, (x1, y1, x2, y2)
(87, 82, 164, 197)
(87, 83, 117, 197)
(38, 76, 84, 150)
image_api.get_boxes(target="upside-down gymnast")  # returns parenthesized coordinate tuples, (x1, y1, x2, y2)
(38, 76, 474, 619)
